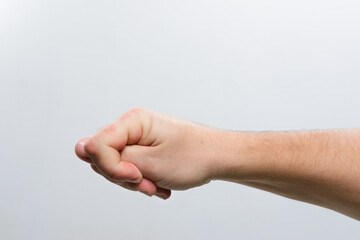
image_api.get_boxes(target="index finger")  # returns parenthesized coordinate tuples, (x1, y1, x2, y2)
(82, 109, 150, 181)
(84, 137, 142, 182)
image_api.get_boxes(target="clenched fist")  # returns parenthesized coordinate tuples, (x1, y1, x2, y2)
(75, 108, 229, 199)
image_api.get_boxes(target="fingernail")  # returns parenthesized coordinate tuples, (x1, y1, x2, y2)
(126, 178, 141, 184)
(78, 141, 87, 157)
(155, 193, 168, 200)
(140, 191, 152, 197)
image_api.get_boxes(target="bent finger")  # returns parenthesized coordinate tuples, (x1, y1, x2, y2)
(84, 137, 142, 183)
(90, 165, 170, 199)
(94, 109, 155, 151)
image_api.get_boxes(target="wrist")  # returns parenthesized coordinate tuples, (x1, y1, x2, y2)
(208, 130, 264, 182)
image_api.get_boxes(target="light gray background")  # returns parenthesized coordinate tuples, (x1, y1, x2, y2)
(1, 0, 360, 239)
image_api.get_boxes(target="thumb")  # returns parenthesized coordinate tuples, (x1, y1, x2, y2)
(75, 137, 93, 164)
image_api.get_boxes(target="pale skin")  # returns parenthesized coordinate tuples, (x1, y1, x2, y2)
(74, 108, 360, 220)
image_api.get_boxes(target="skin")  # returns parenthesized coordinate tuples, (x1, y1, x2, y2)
(74, 108, 360, 220)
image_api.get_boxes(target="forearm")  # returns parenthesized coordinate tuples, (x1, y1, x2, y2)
(213, 129, 360, 220)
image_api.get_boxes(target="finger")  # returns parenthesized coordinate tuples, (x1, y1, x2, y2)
(90, 164, 101, 174)
(84, 137, 142, 183)
(90, 164, 131, 186)
(75, 137, 93, 164)
(120, 145, 172, 200)
(135, 178, 158, 196)
(91, 164, 170, 199)
(120, 145, 157, 179)
(95, 109, 155, 151)
(126, 179, 171, 199)
(154, 188, 171, 200)
(118, 178, 170, 199)
(91, 164, 153, 193)
(90, 164, 153, 193)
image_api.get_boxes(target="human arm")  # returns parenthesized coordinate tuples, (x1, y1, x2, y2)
(74, 108, 360, 220)
(218, 128, 360, 220)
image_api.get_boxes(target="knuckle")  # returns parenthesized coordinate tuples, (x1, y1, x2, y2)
(120, 107, 145, 120)
(83, 138, 100, 156)
(102, 122, 117, 134)
(128, 107, 145, 114)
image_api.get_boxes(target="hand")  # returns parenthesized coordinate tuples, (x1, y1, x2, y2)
(75, 108, 222, 199)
